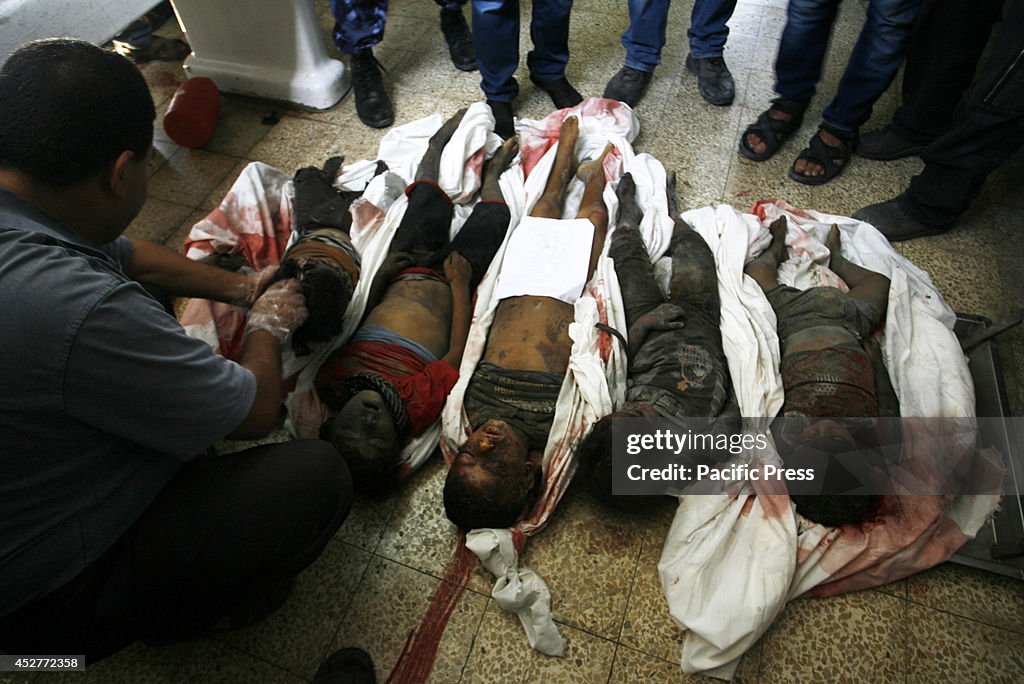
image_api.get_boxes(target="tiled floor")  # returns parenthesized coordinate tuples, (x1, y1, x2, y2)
(21, 0, 1024, 682)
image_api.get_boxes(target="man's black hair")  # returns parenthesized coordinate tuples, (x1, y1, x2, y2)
(0, 38, 155, 187)
(443, 467, 531, 531)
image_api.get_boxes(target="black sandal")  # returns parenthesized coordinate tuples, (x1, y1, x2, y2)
(789, 126, 858, 186)
(738, 98, 807, 162)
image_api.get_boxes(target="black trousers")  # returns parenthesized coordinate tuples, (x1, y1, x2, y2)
(389, 181, 511, 292)
(903, 0, 1024, 224)
(890, 0, 1005, 145)
(608, 222, 721, 329)
(0, 439, 352, 663)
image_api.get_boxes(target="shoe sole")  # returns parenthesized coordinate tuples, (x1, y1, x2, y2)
(856, 146, 924, 161)
(879, 225, 952, 242)
(359, 115, 394, 128)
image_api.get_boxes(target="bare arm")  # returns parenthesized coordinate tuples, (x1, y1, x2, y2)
(229, 329, 284, 438)
(125, 238, 275, 306)
(441, 252, 473, 368)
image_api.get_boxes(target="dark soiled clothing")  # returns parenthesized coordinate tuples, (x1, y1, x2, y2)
(767, 284, 881, 342)
(464, 362, 563, 451)
(905, 0, 1024, 224)
(766, 285, 884, 418)
(0, 440, 351, 662)
(0, 188, 256, 619)
(389, 181, 511, 293)
(609, 225, 730, 419)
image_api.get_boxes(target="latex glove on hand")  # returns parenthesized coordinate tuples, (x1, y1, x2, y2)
(231, 264, 280, 307)
(244, 279, 308, 344)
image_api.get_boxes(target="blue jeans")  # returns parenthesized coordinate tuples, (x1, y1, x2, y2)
(330, 0, 465, 54)
(473, 0, 573, 101)
(774, 0, 920, 134)
(621, 0, 737, 71)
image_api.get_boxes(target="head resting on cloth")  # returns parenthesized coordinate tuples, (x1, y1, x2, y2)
(576, 404, 662, 514)
(321, 383, 407, 498)
(777, 418, 882, 527)
(443, 419, 543, 531)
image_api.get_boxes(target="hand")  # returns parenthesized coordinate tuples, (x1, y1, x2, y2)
(244, 279, 308, 344)
(444, 251, 472, 289)
(627, 303, 685, 359)
(642, 303, 687, 332)
(232, 265, 280, 307)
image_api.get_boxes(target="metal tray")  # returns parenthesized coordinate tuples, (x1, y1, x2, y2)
(950, 314, 1024, 579)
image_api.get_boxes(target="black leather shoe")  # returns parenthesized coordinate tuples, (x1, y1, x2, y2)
(350, 49, 394, 129)
(440, 8, 477, 72)
(603, 66, 653, 107)
(853, 197, 954, 242)
(530, 76, 583, 109)
(487, 99, 514, 139)
(857, 126, 927, 160)
(685, 54, 734, 106)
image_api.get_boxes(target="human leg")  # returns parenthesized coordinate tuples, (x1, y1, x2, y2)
(473, 0, 520, 103)
(331, 0, 394, 128)
(819, 0, 920, 136)
(330, 0, 388, 54)
(608, 173, 665, 327)
(888, 0, 1003, 146)
(688, 0, 736, 59)
(436, 0, 477, 71)
(0, 440, 351, 657)
(743, 216, 788, 292)
(388, 111, 466, 256)
(905, 0, 1024, 225)
(621, 0, 669, 72)
(440, 137, 519, 290)
(774, 0, 841, 105)
(604, 0, 668, 107)
(575, 144, 613, 279)
(686, 0, 738, 105)
(531, 117, 580, 219)
(527, 0, 582, 108)
(824, 226, 889, 317)
(667, 217, 720, 321)
(860, 0, 1000, 160)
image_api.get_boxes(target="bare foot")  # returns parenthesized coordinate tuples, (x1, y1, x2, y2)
(615, 172, 642, 232)
(748, 216, 789, 269)
(553, 116, 581, 181)
(489, 136, 519, 175)
(666, 171, 679, 218)
(416, 107, 469, 180)
(745, 108, 795, 156)
(480, 136, 519, 201)
(825, 224, 845, 270)
(576, 142, 614, 185)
